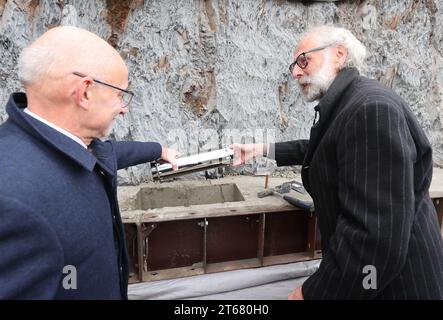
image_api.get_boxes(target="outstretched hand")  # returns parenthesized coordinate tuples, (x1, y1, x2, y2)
(229, 143, 266, 166)
(160, 147, 181, 171)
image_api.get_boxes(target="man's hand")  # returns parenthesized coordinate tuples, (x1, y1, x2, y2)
(160, 147, 181, 171)
(229, 143, 267, 166)
(288, 286, 304, 300)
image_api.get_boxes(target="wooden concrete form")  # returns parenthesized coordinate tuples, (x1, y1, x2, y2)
(119, 176, 321, 283)
(119, 168, 443, 283)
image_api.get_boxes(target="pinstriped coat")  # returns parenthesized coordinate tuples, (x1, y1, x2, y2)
(274, 68, 443, 299)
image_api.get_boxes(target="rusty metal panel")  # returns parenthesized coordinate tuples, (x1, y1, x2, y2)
(206, 215, 260, 264)
(145, 219, 204, 271)
(264, 211, 308, 257)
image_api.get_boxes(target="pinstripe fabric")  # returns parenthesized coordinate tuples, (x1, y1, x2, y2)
(274, 68, 443, 299)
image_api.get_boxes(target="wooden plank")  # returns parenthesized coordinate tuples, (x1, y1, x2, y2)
(136, 223, 145, 282)
(202, 218, 208, 270)
(257, 213, 265, 265)
(143, 265, 205, 281)
(122, 203, 301, 224)
(205, 258, 262, 274)
(262, 252, 321, 267)
(306, 212, 317, 257)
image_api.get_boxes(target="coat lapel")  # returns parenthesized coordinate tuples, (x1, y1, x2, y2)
(88, 139, 116, 177)
(301, 68, 360, 193)
(6, 93, 97, 172)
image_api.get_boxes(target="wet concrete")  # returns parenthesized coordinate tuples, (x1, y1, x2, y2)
(138, 183, 244, 209)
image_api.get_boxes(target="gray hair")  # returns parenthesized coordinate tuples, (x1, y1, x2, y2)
(18, 45, 69, 86)
(306, 25, 367, 72)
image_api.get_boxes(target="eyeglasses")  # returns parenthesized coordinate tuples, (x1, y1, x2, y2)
(72, 71, 134, 108)
(289, 44, 334, 73)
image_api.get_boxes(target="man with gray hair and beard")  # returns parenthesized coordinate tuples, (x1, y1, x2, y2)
(231, 25, 443, 299)
(0, 26, 180, 299)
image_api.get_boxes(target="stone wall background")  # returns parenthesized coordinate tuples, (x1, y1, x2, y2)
(1, 0, 443, 184)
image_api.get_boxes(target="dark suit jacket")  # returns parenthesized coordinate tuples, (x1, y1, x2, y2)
(0, 93, 162, 299)
(274, 68, 443, 299)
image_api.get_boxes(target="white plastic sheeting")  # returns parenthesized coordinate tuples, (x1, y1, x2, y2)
(128, 259, 320, 300)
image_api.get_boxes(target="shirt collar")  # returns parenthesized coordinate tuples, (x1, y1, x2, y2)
(23, 108, 88, 149)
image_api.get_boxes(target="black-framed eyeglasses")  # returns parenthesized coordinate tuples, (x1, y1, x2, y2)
(289, 43, 334, 73)
(72, 71, 134, 108)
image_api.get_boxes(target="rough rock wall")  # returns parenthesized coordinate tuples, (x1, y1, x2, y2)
(1, 0, 443, 184)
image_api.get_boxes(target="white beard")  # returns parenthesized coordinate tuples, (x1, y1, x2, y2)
(297, 55, 336, 102)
